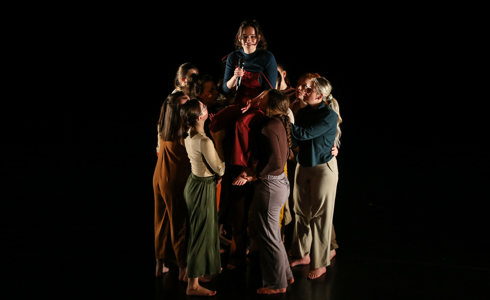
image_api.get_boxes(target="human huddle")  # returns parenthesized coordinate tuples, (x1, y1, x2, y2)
(152, 19, 342, 296)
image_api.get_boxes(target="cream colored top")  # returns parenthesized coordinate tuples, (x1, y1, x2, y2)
(287, 107, 295, 124)
(184, 130, 225, 177)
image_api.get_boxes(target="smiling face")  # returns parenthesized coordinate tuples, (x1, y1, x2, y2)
(302, 83, 323, 108)
(296, 78, 314, 100)
(239, 26, 260, 54)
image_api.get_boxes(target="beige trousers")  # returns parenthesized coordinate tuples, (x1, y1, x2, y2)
(291, 157, 338, 268)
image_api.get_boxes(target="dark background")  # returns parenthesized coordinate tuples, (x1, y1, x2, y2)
(3, 4, 489, 299)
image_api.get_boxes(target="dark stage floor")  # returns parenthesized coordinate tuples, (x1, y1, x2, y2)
(153, 246, 490, 300)
(4, 140, 490, 300)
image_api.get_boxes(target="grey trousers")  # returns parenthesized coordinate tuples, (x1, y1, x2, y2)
(291, 157, 338, 269)
(253, 173, 293, 289)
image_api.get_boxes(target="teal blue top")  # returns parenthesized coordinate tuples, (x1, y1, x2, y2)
(290, 102, 338, 167)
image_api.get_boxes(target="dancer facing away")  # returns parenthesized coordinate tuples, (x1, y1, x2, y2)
(289, 77, 342, 280)
(274, 63, 295, 239)
(155, 65, 199, 155)
(233, 89, 295, 294)
(153, 91, 190, 280)
(181, 99, 225, 296)
(172, 62, 199, 94)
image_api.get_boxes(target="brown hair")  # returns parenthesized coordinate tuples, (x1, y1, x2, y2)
(158, 91, 186, 143)
(174, 62, 198, 90)
(182, 73, 201, 99)
(266, 89, 293, 160)
(234, 19, 268, 50)
(180, 98, 203, 139)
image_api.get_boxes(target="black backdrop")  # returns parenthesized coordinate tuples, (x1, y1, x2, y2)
(4, 4, 489, 298)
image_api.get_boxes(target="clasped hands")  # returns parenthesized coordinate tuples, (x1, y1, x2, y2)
(232, 171, 255, 186)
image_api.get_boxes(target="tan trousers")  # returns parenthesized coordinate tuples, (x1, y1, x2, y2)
(291, 157, 338, 268)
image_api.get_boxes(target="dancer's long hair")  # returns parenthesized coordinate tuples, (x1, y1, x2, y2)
(157, 91, 186, 144)
(310, 77, 342, 147)
(266, 89, 293, 160)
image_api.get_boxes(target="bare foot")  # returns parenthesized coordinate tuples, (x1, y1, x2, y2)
(178, 267, 187, 282)
(290, 254, 310, 267)
(308, 267, 326, 280)
(186, 285, 217, 296)
(155, 260, 169, 277)
(330, 249, 336, 260)
(257, 287, 287, 294)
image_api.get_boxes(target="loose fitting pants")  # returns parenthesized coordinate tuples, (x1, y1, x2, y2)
(291, 157, 338, 269)
(253, 173, 293, 289)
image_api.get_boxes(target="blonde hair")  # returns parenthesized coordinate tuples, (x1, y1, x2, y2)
(310, 77, 342, 147)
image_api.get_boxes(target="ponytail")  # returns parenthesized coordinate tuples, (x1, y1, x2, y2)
(327, 95, 342, 148)
(180, 99, 202, 139)
(311, 77, 342, 148)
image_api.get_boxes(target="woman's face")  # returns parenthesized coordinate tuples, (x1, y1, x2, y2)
(239, 26, 259, 54)
(296, 78, 313, 100)
(199, 80, 218, 105)
(302, 84, 323, 107)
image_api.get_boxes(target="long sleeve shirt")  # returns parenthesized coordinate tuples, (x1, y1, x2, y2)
(222, 49, 277, 94)
(290, 102, 338, 167)
(184, 130, 225, 177)
(255, 116, 289, 178)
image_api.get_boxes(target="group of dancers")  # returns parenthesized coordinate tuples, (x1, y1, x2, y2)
(152, 19, 342, 296)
